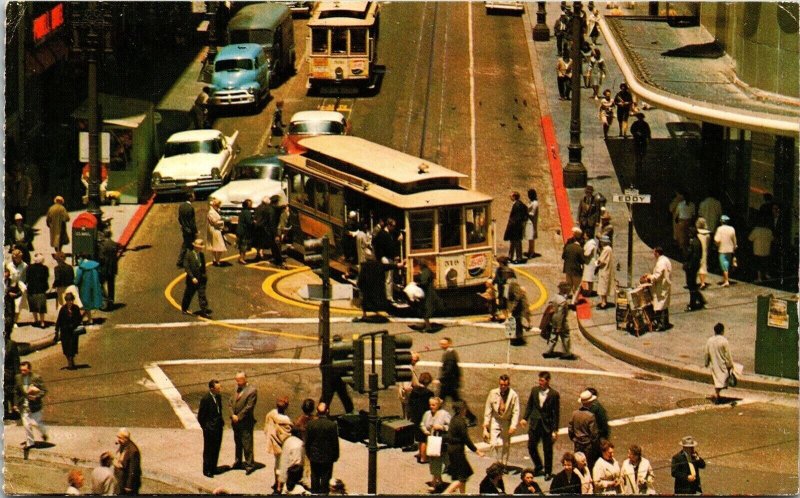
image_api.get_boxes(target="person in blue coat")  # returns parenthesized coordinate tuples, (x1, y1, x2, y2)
(75, 254, 103, 324)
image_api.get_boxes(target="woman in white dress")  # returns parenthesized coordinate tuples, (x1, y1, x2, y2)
(420, 397, 451, 492)
(524, 188, 539, 259)
(595, 236, 615, 309)
(695, 217, 711, 289)
(581, 231, 599, 296)
(206, 198, 227, 265)
(621, 444, 655, 494)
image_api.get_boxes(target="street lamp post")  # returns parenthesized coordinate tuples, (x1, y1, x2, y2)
(532, 2, 550, 41)
(563, 1, 587, 188)
(71, 2, 113, 227)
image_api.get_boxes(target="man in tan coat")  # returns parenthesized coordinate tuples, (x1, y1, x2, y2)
(46, 196, 70, 251)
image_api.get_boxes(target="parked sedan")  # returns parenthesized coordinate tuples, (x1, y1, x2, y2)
(209, 154, 286, 229)
(281, 110, 350, 154)
(151, 129, 239, 196)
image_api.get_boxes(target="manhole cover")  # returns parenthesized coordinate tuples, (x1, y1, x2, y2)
(675, 397, 713, 408)
(633, 373, 662, 381)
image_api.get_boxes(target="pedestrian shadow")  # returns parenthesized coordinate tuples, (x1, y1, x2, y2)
(125, 244, 152, 252)
(407, 323, 445, 333)
(60, 364, 91, 371)
(105, 303, 127, 312)
(709, 395, 742, 406)
(33, 441, 56, 450)
(214, 464, 233, 475)
(352, 315, 389, 324)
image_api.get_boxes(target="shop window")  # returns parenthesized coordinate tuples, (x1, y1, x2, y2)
(409, 210, 434, 252)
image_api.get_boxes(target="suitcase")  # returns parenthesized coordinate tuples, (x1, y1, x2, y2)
(379, 417, 415, 448)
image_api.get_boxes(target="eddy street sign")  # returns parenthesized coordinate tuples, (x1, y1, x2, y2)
(613, 191, 651, 204)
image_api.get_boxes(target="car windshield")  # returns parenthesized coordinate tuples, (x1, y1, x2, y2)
(215, 58, 254, 72)
(164, 139, 223, 157)
(288, 120, 345, 135)
(232, 163, 282, 181)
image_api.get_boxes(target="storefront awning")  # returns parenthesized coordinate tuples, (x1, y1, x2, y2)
(600, 16, 800, 137)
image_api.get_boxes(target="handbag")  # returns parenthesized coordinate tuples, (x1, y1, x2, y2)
(726, 368, 738, 387)
(426, 434, 442, 457)
(74, 325, 87, 336)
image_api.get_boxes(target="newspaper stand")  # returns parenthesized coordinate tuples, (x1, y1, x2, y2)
(72, 212, 99, 264)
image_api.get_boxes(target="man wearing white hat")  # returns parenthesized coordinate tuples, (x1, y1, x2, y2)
(671, 436, 705, 494)
(181, 239, 211, 317)
(568, 390, 600, 469)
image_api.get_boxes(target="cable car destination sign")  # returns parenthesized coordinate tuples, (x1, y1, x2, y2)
(613, 189, 651, 204)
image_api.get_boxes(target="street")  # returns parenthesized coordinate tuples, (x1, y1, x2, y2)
(4, 2, 798, 495)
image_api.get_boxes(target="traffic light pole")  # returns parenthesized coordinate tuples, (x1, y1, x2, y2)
(319, 237, 333, 404)
(368, 370, 379, 495)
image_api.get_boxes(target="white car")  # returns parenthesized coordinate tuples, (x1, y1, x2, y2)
(151, 129, 239, 195)
(209, 154, 287, 228)
(281, 110, 350, 154)
(485, 1, 524, 13)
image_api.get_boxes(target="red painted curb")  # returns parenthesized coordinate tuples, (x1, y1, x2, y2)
(540, 114, 592, 320)
(117, 195, 155, 249)
(540, 115, 574, 244)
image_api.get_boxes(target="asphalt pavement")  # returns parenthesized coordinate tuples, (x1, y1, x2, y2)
(5, 4, 797, 495)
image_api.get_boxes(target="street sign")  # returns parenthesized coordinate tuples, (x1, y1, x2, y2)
(613, 193, 651, 204)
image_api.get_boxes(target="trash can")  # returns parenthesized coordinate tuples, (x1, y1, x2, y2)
(72, 212, 99, 263)
(755, 294, 799, 380)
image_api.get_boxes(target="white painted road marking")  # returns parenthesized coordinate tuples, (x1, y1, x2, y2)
(147, 358, 664, 429)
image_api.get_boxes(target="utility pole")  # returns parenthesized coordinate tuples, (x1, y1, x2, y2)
(317, 236, 332, 403)
(367, 336, 379, 495)
(563, 1, 587, 188)
(71, 2, 113, 229)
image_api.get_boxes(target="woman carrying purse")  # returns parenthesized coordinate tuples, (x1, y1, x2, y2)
(420, 397, 451, 492)
(56, 292, 84, 370)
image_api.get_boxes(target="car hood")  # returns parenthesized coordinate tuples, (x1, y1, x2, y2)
(153, 154, 221, 179)
(212, 70, 259, 90)
(211, 179, 285, 206)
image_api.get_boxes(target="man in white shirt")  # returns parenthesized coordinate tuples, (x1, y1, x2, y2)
(482, 374, 520, 467)
(713, 215, 737, 287)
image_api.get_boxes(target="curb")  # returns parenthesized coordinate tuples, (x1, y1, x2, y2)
(577, 316, 799, 394)
(118, 194, 155, 249)
(5, 446, 213, 494)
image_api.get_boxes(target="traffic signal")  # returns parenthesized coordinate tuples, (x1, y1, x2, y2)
(382, 334, 413, 388)
(331, 337, 365, 393)
(303, 237, 329, 276)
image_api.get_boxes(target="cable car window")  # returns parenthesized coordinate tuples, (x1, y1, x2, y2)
(311, 29, 328, 54)
(288, 171, 305, 204)
(350, 28, 367, 54)
(315, 179, 329, 214)
(328, 184, 344, 220)
(303, 176, 316, 209)
(439, 207, 463, 250)
(409, 210, 435, 252)
(332, 28, 348, 54)
(466, 206, 488, 245)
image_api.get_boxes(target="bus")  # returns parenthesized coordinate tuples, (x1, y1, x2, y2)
(279, 136, 494, 310)
(305, 1, 380, 91)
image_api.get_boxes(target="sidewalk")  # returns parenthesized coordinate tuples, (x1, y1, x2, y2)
(7, 200, 152, 355)
(3, 424, 492, 495)
(528, 4, 798, 394)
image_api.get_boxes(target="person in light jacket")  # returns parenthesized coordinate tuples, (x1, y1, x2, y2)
(592, 439, 623, 494)
(620, 444, 655, 494)
(420, 397, 451, 492)
(645, 247, 672, 331)
(482, 374, 520, 467)
(703, 323, 735, 403)
(595, 236, 615, 309)
(713, 215, 737, 287)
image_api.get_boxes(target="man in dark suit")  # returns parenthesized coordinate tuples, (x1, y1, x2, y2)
(197, 379, 224, 477)
(305, 402, 339, 493)
(230, 371, 258, 475)
(561, 228, 584, 302)
(372, 218, 402, 304)
(672, 436, 705, 494)
(503, 191, 529, 263)
(114, 428, 142, 495)
(437, 337, 477, 425)
(177, 191, 197, 268)
(520, 371, 560, 480)
(267, 195, 286, 268)
(181, 239, 211, 317)
(98, 228, 121, 311)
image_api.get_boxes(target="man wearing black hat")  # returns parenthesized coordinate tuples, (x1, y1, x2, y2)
(182, 239, 211, 317)
(629, 113, 651, 180)
(671, 436, 705, 494)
